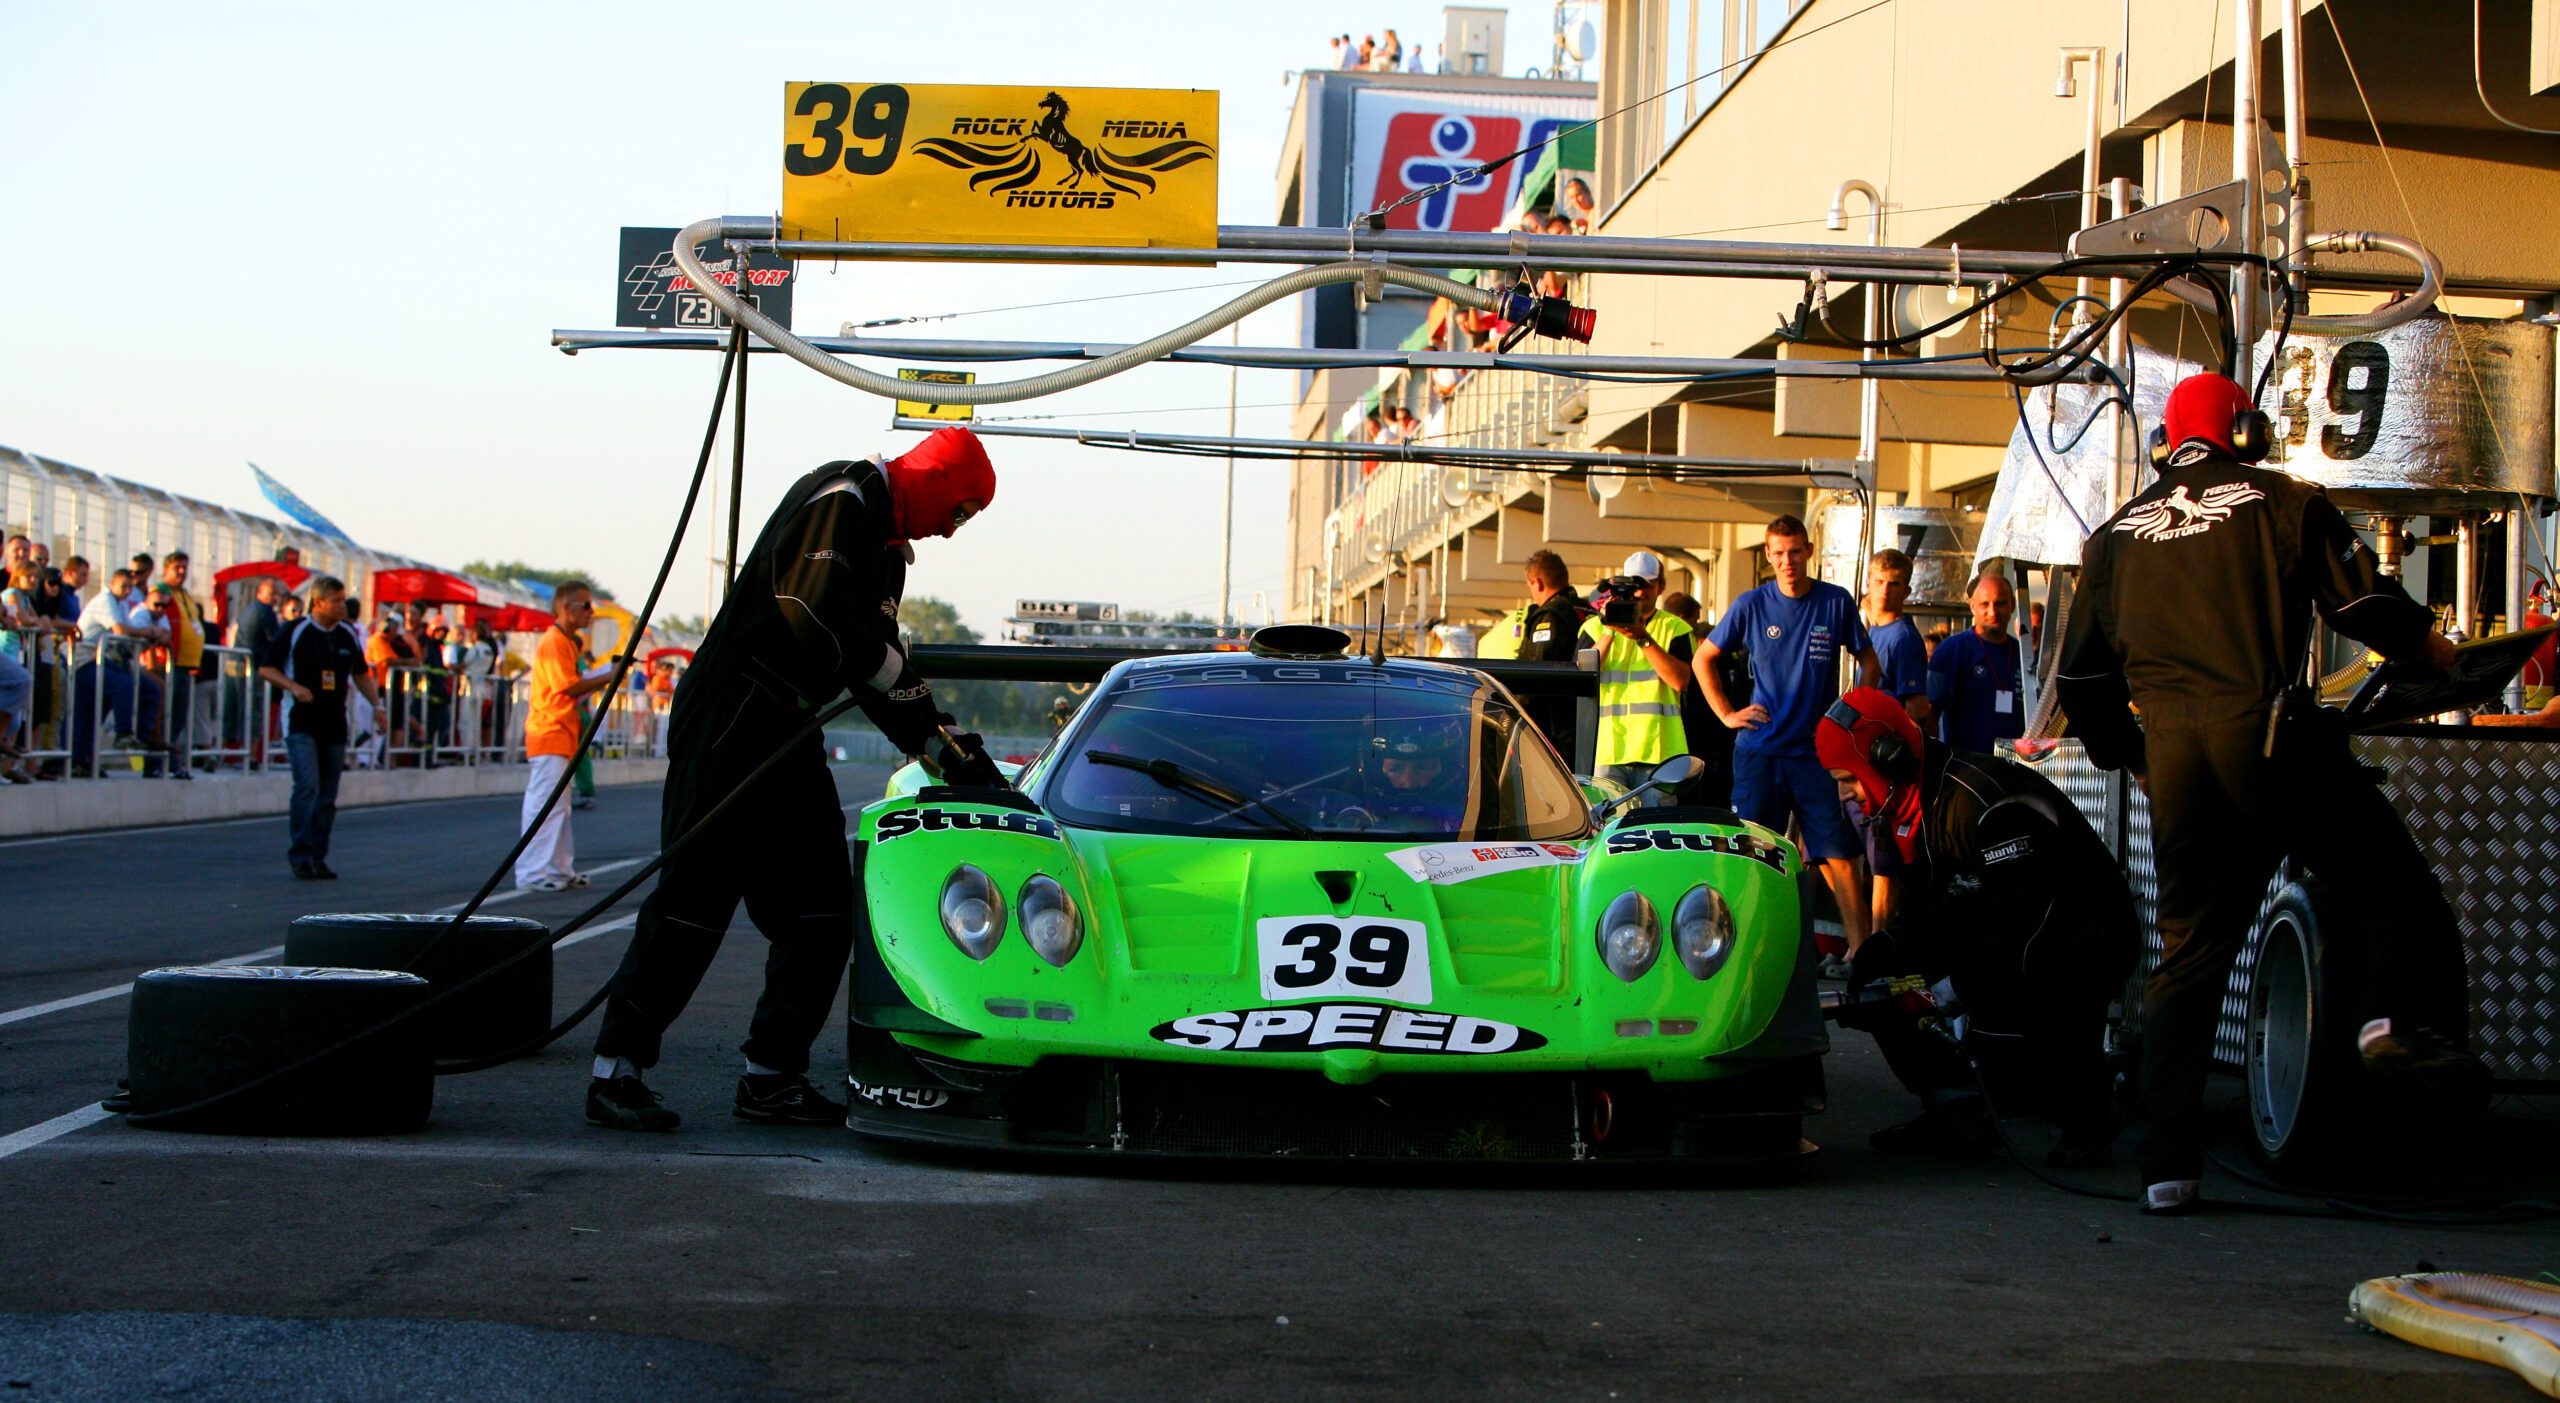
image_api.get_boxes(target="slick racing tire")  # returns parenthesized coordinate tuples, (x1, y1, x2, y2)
(2242, 874, 2360, 1172)
(125, 966, 433, 1134)
(284, 913, 552, 1061)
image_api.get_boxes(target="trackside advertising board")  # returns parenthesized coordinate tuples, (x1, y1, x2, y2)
(1348, 89, 1588, 233)
(782, 83, 1217, 250)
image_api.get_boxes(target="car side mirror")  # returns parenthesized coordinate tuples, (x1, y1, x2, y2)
(1594, 754, 1704, 823)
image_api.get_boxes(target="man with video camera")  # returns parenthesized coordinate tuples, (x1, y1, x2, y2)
(1576, 551, 1693, 804)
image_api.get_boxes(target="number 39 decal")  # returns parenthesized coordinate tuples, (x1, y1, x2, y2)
(1257, 916, 1431, 1006)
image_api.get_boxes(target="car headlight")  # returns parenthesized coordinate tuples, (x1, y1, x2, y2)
(1018, 874, 1082, 967)
(1673, 884, 1734, 980)
(1596, 891, 1659, 982)
(938, 865, 1006, 960)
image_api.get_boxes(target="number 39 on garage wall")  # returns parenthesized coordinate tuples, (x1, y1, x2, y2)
(781, 83, 1219, 252)
(2253, 318, 2557, 499)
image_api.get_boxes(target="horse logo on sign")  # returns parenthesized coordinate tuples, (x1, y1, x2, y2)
(914, 93, 1215, 206)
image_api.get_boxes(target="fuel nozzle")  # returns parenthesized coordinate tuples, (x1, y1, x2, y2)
(1820, 973, 1966, 1043)
(1496, 285, 1596, 345)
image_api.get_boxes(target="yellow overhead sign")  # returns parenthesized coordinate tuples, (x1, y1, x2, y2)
(782, 83, 1218, 252)
(895, 368, 976, 421)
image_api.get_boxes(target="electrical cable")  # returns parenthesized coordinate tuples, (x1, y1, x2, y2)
(1354, 0, 1897, 229)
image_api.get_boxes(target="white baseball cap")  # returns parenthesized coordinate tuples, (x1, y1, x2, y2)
(1620, 550, 1665, 582)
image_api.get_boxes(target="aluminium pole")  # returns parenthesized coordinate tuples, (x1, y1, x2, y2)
(1220, 321, 1236, 628)
(727, 316, 747, 596)
(2231, 0, 2264, 387)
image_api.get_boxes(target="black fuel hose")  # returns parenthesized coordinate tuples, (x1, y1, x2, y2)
(125, 329, 878, 1121)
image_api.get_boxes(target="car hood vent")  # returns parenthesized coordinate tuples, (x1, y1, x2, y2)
(1314, 869, 1357, 903)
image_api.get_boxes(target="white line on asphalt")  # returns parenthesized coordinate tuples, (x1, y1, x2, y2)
(432, 856, 646, 913)
(0, 856, 647, 1029)
(0, 1104, 116, 1163)
(556, 913, 639, 950)
(0, 945, 284, 1028)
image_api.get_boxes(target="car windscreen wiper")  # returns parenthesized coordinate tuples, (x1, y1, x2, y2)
(1082, 750, 1316, 839)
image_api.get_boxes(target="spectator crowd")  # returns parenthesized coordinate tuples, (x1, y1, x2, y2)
(0, 544, 687, 788)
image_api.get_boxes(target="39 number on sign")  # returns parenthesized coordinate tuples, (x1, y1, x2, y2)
(786, 83, 911, 177)
(2265, 340, 2392, 465)
(1256, 916, 1432, 1005)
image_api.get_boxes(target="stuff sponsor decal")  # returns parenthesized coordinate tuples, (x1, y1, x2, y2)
(1386, 840, 1584, 886)
(1605, 826, 1791, 873)
(875, 807, 1061, 843)
(1152, 1003, 1545, 1055)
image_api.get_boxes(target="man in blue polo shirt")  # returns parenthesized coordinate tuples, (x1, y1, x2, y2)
(1862, 547, 1931, 929)
(1698, 514, 1883, 968)
(1928, 572, 2025, 754)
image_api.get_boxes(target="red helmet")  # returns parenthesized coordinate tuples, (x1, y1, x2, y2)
(1814, 686, 1926, 864)
(884, 427, 996, 541)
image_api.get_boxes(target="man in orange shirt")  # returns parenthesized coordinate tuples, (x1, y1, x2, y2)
(515, 581, 616, 891)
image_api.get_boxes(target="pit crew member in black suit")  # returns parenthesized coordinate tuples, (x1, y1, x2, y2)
(1816, 687, 2138, 1166)
(2055, 372, 2483, 1215)
(587, 427, 1003, 1132)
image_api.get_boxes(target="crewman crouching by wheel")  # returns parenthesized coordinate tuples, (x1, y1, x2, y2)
(1816, 688, 2138, 1166)
(585, 427, 1004, 1132)
(2056, 372, 2485, 1215)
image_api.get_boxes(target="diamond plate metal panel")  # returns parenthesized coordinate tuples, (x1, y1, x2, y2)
(2039, 734, 2559, 1084)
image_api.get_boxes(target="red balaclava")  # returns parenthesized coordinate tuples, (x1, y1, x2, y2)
(882, 427, 997, 541)
(2162, 372, 2252, 457)
(1814, 686, 1927, 864)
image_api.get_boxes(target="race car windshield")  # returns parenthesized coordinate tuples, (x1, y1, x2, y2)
(1042, 669, 1586, 841)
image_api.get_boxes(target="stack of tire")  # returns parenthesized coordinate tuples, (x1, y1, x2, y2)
(122, 914, 553, 1135)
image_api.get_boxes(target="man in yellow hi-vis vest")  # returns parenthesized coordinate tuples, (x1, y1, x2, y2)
(1577, 551, 1692, 801)
(1476, 605, 1528, 660)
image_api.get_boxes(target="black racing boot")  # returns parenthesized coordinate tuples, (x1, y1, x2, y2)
(587, 1075, 681, 1132)
(734, 1073, 848, 1126)
(2358, 1022, 2491, 1111)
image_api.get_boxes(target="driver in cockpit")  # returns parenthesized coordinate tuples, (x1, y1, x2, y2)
(1370, 720, 1472, 826)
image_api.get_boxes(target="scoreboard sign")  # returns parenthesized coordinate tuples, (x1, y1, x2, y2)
(781, 83, 1218, 251)
(617, 227, 796, 331)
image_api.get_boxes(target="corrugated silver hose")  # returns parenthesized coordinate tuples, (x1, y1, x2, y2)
(672, 216, 1512, 406)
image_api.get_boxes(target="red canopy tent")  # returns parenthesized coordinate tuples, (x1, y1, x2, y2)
(369, 568, 480, 610)
(483, 605, 556, 633)
(643, 647, 694, 668)
(210, 560, 313, 630)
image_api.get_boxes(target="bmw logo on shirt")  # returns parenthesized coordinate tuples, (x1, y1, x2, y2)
(1764, 624, 1781, 639)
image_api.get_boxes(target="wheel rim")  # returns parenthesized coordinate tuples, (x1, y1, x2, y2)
(2247, 912, 2314, 1154)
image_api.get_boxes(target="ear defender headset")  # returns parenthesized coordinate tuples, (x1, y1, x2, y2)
(1824, 697, 1918, 784)
(2146, 395, 2273, 469)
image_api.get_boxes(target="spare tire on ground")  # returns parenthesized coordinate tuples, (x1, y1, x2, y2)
(126, 966, 433, 1134)
(284, 913, 553, 1061)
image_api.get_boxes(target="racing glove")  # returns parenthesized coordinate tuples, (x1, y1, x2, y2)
(868, 664, 947, 757)
(933, 733, 1006, 789)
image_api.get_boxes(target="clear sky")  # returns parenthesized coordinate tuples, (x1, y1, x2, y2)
(1, 1, 1579, 638)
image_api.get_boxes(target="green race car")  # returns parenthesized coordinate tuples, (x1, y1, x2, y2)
(846, 628, 1827, 1162)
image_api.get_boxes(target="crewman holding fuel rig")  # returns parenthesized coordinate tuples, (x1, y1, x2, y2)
(586, 427, 1003, 1132)
(2056, 372, 2485, 1214)
(1816, 688, 2138, 1165)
